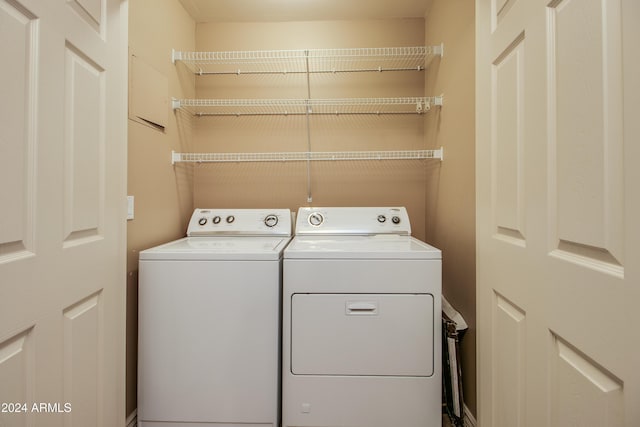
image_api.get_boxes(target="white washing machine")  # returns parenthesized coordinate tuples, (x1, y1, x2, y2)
(138, 208, 292, 427)
(282, 207, 442, 427)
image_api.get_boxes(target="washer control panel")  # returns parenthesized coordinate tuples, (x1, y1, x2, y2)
(296, 207, 411, 236)
(187, 209, 292, 236)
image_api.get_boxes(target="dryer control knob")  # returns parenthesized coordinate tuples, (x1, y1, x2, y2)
(392, 216, 401, 224)
(212, 216, 221, 224)
(264, 214, 279, 228)
(198, 217, 208, 226)
(226, 215, 235, 224)
(377, 215, 387, 223)
(308, 212, 324, 227)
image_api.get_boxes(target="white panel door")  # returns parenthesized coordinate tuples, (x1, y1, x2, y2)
(0, 0, 127, 426)
(476, 0, 640, 425)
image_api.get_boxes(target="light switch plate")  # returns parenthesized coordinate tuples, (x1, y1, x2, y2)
(127, 196, 134, 220)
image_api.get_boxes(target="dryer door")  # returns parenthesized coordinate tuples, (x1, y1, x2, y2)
(290, 293, 434, 376)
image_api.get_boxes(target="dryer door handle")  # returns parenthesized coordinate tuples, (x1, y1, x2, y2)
(345, 301, 378, 315)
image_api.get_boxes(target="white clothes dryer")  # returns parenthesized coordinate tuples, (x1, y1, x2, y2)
(138, 209, 292, 427)
(282, 207, 442, 427)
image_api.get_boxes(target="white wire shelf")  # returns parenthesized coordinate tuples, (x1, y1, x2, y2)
(171, 148, 443, 164)
(171, 45, 443, 75)
(172, 96, 443, 116)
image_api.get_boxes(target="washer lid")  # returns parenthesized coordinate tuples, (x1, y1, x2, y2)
(284, 235, 441, 260)
(139, 236, 291, 261)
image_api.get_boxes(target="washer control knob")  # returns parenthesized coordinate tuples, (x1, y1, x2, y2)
(377, 215, 387, 223)
(198, 217, 207, 226)
(308, 212, 324, 227)
(212, 216, 221, 224)
(226, 215, 235, 224)
(264, 214, 279, 228)
(392, 216, 401, 224)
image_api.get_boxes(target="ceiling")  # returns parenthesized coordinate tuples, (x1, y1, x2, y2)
(178, 0, 432, 23)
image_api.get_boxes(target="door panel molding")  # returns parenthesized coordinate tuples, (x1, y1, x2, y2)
(63, 40, 106, 248)
(492, 31, 526, 246)
(550, 332, 624, 426)
(491, 292, 525, 427)
(0, 0, 38, 263)
(66, 0, 104, 35)
(0, 327, 35, 424)
(63, 291, 104, 426)
(546, 0, 624, 273)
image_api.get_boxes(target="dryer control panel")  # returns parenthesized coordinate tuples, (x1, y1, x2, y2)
(295, 207, 411, 236)
(187, 208, 292, 236)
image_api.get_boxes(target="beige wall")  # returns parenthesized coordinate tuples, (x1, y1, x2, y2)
(127, 0, 195, 417)
(425, 0, 477, 417)
(192, 20, 430, 240)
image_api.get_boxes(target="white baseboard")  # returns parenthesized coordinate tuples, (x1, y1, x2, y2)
(126, 409, 137, 427)
(464, 404, 477, 427)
